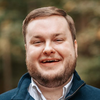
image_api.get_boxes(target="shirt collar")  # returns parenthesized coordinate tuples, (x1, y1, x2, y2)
(31, 74, 74, 100)
(62, 74, 74, 99)
(31, 78, 42, 94)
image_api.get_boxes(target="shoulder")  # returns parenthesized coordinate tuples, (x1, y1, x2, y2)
(0, 73, 31, 100)
(78, 84, 100, 99)
(83, 84, 100, 93)
(82, 84, 100, 92)
(71, 71, 100, 100)
(0, 88, 17, 100)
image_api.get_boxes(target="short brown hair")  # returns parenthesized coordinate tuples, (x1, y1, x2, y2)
(22, 6, 76, 44)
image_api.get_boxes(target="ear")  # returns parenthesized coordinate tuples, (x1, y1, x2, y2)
(24, 44, 27, 51)
(74, 40, 78, 57)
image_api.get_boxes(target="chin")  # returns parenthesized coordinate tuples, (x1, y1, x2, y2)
(26, 57, 76, 88)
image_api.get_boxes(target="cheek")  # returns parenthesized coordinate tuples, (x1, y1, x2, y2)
(26, 46, 42, 61)
(54, 44, 71, 56)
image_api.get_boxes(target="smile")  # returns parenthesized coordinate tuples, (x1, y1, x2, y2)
(40, 59, 61, 63)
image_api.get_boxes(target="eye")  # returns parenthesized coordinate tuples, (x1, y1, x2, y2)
(54, 39, 63, 42)
(33, 40, 43, 44)
(53, 37, 65, 44)
(34, 41, 41, 44)
(30, 40, 43, 45)
(56, 39, 62, 41)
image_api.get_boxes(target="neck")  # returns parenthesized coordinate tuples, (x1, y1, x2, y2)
(33, 76, 72, 100)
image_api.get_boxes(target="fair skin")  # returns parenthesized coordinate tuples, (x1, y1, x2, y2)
(25, 15, 77, 100)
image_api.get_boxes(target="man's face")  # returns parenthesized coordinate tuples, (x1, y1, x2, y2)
(25, 15, 77, 88)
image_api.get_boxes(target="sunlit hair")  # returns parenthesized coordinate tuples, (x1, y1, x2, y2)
(22, 6, 76, 44)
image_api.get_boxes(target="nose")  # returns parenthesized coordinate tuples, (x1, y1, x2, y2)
(43, 42, 55, 55)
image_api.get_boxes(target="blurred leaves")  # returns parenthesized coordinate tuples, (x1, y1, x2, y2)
(64, 0, 100, 15)
(63, 0, 100, 88)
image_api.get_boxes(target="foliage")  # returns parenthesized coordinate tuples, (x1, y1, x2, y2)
(63, 0, 100, 88)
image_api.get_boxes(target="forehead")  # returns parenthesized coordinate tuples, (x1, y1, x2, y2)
(26, 15, 70, 37)
(28, 15, 67, 25)
(28, 15, 69, 28)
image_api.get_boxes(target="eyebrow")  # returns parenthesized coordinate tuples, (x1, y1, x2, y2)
(54, 33, 61, 36)
(30, 33, 62, 40)
(30, 35, 42, 40)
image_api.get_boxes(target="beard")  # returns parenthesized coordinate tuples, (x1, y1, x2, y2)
(26, 56, 77, 88)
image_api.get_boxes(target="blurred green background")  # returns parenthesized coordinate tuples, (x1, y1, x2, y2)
(0, 0, 100, 94)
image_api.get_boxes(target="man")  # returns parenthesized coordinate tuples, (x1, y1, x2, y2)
(0, 6, 100, 100)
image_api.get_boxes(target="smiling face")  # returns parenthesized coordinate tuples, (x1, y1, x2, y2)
(25, 15, 77, 88)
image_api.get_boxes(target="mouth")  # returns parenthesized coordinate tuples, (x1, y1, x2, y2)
(40, 59, 61, 63)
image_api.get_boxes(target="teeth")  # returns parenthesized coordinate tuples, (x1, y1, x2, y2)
(55, 60, 58, 61)
(42, 59, 59, 63)
(42, 61, 47, 63)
